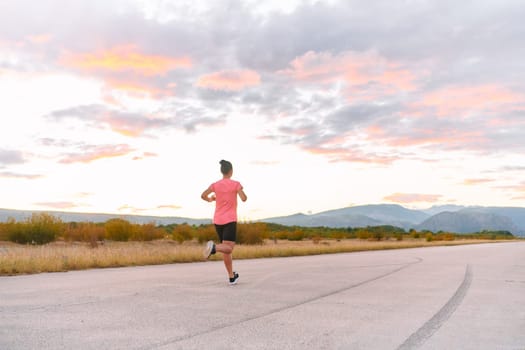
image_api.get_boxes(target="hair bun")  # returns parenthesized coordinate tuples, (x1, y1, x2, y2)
(219, 159, 233, 175)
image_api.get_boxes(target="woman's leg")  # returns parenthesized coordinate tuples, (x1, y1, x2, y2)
(215, 240, 235, 277)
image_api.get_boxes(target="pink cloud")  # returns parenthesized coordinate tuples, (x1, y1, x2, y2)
(98, 113, 169, 137)
(307, 145, 399, 164)
(60, 45, 192, 76)
(280, 51, 352, 83)
(59, 144, 134, 164)
(365, 125, 388, 138)
(384, 193, 442, 203)
(463, 178, 495, 185)
(0, 172, 42, 179)
(117, 205, 145, 213)
(25, 34, 53, 44)
(59, 45, 189, 101)
(196, 69, 261, 91)
(498, 181, 525, 199)
(400, 131, 484, 148)
(132, 152, 158, 161)
(413, 84, 524, 117)
(102, 77, 175, 100)
(118, 204, 182, 213)
(35, 201, 79, 209)
(279, 50, 418, 98)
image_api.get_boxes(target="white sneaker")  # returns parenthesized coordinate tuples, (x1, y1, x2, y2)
(203, 240, 216, 259)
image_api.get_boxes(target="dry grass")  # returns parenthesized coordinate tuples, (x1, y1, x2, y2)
(0, 240, 203, 275)
(0, 238, 512, 275)
(230, 238, 508, 259)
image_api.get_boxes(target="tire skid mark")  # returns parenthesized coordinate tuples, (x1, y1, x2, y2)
(249, 261, 411, 289)
(397, 264, 473, 350)
(140, 257, 423, 350)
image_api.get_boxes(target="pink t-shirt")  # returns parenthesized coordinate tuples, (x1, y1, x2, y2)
(210, 178, 242, 225)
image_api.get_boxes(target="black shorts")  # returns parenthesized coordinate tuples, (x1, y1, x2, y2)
(214, 222, 237, 242)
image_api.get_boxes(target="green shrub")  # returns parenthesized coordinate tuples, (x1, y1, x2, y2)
(426, 233, 433, 242)
(132, 223, 166, 241)
(6, 213, 63, 244)
(171, 224, 194, 243)
(0, 223, 9, 241)
(4, 218, 23, 243)
(436, 233, 455, 241)
(287, 229, 305, 241)
(63, 222, 105, 242)
(328, 231, 346, 240)
(273, 230, 290, 240)
(194, 225, 216, 243)
(357, 229, 370, 240)
(105, 219, 132, 241)
(371, 231, 384, 241)
(237, 223, 264, 245)
(409, 229, 420, 239)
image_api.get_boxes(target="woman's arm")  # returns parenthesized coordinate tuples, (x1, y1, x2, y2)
(201, 187, 216, 202)
(238, 188, 247, 202)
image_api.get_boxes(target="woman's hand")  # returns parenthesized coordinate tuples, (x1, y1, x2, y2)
(201, 188, 215, 202)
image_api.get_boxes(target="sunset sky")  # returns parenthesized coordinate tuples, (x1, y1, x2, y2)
(1, 0, 524, 221)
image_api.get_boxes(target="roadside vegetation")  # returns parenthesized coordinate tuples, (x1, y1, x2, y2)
(0, 213, 518, 275)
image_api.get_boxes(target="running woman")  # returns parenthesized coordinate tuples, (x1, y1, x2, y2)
(201, 160, 247, 285)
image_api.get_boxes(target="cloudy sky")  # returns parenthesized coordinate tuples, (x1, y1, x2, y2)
(1, 0, 524, 221)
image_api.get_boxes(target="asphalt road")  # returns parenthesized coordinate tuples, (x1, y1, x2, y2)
(1, 242, 524, 350)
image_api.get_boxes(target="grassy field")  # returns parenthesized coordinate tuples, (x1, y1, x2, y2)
(0, 238, 514, 276)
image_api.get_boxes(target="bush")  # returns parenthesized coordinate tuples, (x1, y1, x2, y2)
(194, 225, 217, 243)
(0, 223, 9, 241)
(409, 229, 420, 239)
(171, 224, 194, 243)
(371, 231, 384, 241)
(4, 218, 23, 243)
(287, 229, 305, 241)
(132, 223, 166, 241)
(63, 222, 105, 243)
(426, 233, 434, 242)
(6, 213, 64, 244)
(272, 230, 290, 240)
(357, 229, 370, 240)
(105, 219, 132, 241)
(435, 233, 455, 241)
(237, 223, 264, 245)
(328, 231, 346, 240)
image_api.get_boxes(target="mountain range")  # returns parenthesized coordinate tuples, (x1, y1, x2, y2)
(1, 204, 524, 236)
(259, 204, 525, 236)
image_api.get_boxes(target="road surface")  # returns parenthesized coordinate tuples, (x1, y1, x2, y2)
(1, 242, 524, 349)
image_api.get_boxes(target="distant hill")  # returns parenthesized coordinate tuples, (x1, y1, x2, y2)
(260, 212, 383, 228)
(1, 204, 524, 236)
(416, 210, 519, 234)
(0, 208, 210, 226)
(262, 204, 428, 229)
(474, 207, 525, 231)
(318, 204, 429, 228)
(422, 205, 466, 216)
